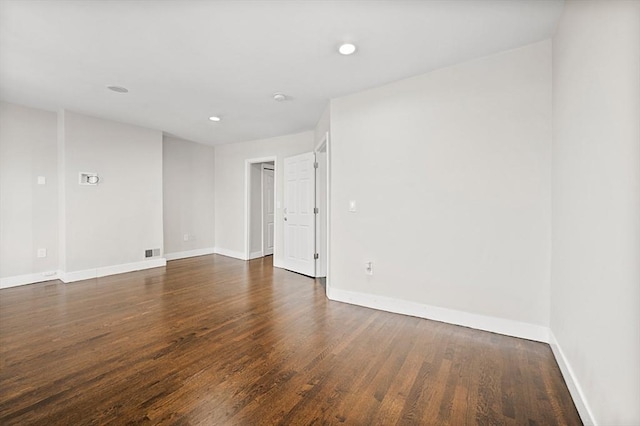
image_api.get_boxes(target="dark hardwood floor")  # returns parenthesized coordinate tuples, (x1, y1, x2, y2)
(0, 255, 581, 425)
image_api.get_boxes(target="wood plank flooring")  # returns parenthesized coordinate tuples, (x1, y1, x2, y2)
(0, 255, 581, 425)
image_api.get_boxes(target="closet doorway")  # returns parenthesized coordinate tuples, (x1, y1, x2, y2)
(246, 159, 276, 260)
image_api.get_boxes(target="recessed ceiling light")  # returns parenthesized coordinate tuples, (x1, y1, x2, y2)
(107, 85, 128, 93)
(338, 43, 357, 55)
(209, 116, 221, 122)
(273, 93, 287, 102)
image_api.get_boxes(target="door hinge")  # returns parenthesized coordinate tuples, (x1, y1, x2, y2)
(314, 207, 319, 214)
(314, 162, 318, 169)
(314, 253, 319, 260)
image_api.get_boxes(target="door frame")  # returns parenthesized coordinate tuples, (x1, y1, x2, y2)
(315, 132, 331, 289)
(244, 156, 277, 261)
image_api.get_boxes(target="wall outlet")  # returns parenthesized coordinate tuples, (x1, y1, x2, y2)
(37, 248, 47, 258)
(365, 261, 373, 275)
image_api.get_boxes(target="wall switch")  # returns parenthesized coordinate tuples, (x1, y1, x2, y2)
(183, 234, 189, 241)
(79, 172, 99, 185)
(349, 200, 357, 212)
(365, 261, 373, 275)
(37, 248, 47, 258)
(37, 176, 46, 185)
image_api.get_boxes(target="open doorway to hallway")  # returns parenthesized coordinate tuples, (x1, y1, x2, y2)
(247, 160, 275, 260)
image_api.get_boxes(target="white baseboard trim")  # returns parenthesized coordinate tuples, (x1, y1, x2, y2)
(248, 250, 264, 260)
(60, 258, 167, 283)
(213, 247, 247, 261)
(165, 247, 215, 261)
(549, 331, 597, 425)
(327, 287, 549, 343)
(0, 271, 60, 289)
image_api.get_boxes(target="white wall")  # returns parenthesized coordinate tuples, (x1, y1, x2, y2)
(314, 104, 330, 147)
(0, 102, 58, 284)
(59, 111, 164, 276)
(163, 136, 215, 259)
(329, 41, 552, 334)
(214, 131, 314, 265)
(550, 1, 640, 424)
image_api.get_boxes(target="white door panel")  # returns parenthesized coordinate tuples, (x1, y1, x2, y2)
(283, 152, 315, 277)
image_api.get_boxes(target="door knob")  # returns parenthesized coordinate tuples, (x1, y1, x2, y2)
(284, 217, 287, 221)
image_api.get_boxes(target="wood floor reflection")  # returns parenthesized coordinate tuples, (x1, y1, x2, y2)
(0, 255, 581, 425)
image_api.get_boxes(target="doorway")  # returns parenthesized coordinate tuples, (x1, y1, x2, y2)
(245, 158, 276, 260)
(282, 152, 316, 276)
(280, 132, 330, 281)
(262, 163, 275, 256)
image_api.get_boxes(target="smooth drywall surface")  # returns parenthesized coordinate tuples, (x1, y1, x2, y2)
(163, 136, 215, 256)
(0, 102, 58, 278)
(314, 104, 330, 147)
(61, 111, 163, 272)
(551, 1, 640, 424)
(330, 41, 552, 326)
(214, 131, 314, 265)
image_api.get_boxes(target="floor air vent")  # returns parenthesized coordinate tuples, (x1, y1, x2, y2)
(145, 248, 161, 258)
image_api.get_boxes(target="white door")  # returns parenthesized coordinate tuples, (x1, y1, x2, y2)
(283, 152, 315, 277)
(262, 166, 275, 256)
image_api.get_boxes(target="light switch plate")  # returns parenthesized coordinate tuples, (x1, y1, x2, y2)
(37, 176, 46, 185)
(37, 248, 47, 258)
(349, 200, 357, 212)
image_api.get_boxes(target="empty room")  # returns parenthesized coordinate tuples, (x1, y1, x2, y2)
(0, 0, 638, 425)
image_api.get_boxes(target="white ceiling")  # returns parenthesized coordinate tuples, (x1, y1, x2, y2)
(0, 0, 564, 146)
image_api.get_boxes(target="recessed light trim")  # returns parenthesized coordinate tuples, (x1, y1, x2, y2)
(273, 93, 287, 102)
(338, 43, 357, 55)
(209, 116, 221, 122)
(107, 85, 129, 93)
